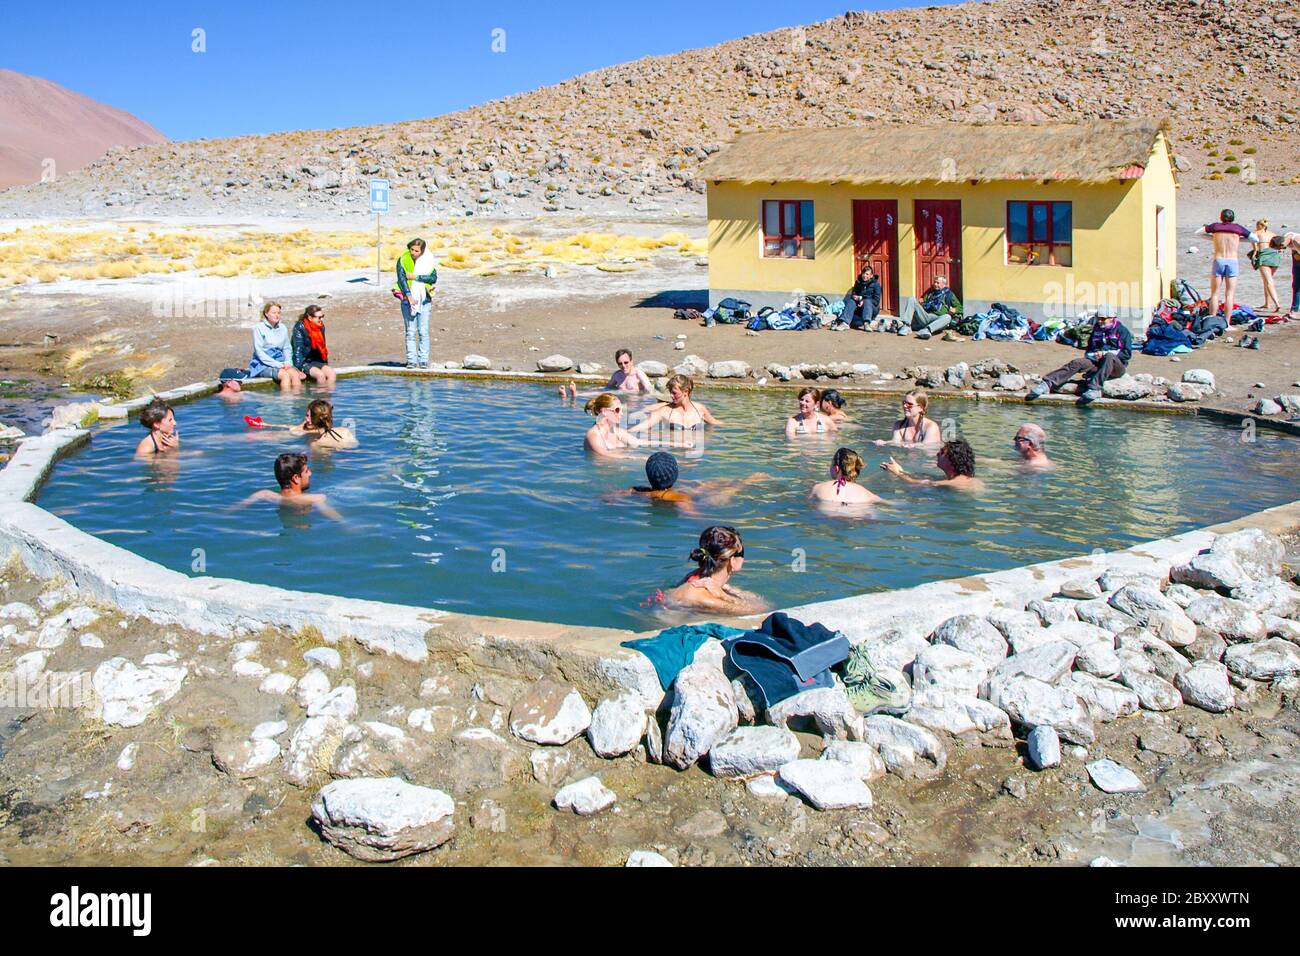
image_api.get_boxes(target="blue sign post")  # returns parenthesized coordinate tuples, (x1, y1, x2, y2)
(370, 179, 390, 284)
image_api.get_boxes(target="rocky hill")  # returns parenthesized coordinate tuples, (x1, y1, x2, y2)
(2, 0, 1296, 220)
(0, 70, 166, 189)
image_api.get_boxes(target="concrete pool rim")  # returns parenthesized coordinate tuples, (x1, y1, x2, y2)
(2, 365, 1298, 701)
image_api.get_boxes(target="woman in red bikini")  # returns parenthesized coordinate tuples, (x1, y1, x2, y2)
(659, 525, 769, 616)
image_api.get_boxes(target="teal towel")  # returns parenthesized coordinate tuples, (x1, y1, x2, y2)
(622, 622, 747, 690)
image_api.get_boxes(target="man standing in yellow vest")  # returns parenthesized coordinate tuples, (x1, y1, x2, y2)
(393, 237, 438, 368)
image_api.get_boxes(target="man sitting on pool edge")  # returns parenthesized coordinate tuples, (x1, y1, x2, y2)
(1026, 303, 1132, 403)
(237, 452, 341, 519)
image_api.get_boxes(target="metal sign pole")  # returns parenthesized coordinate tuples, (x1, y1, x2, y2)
(376, 213, 381, 286)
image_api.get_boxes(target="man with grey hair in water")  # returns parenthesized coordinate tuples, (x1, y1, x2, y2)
(1013, 423, 1052, 469)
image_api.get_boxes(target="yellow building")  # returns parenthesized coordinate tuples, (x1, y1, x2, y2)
(701, 120, 1178, 330)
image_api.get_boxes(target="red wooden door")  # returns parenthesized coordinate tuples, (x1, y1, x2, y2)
(852, 199, 899, 315)
(913, 199, 962, 299)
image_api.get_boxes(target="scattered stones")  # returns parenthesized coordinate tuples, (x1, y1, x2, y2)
(307, 685, 358, 721)
(1026, 726, 1061, 770)
(283, 715, 348, 787)
(1224, 639, 1300, 680)
(231, 658, 271, 680)
(91, 657, 188, 728)
(820, 739, 887, 782)
(509, 679, 592, 745)
(529, 747, 574, 787)
(777, 759, 873, 810)
(116, 742, 138, 772)
(554, 776, 617, 815)
(626, 850, 673, 867)
(1167, 383, 1205, 403)
(259, 672, 297, 695)
(861, 715, 947, 778)
(311, 777, 455, 861)
(295, 668, 331, 708)
(913, 644, 993, 696)
(1086, 759, 1145, 794)
(1074, 599, 1136, 633)
(330, 722, 417, 779)
(586, 692, 648, 758)
(0, 602, 39, 627)
(708, 726, 801, 777)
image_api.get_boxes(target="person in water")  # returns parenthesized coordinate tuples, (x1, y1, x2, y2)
(238, 452, 341, 519)
(658, 525, 769, 616)
(249, 302, 306, 392)
(584, 393, 644, 457)
(874, 389, 942, 446)
(612, 451, 772, 513)
(786, 387, 838, 437)
(561, 348, 655, 400)
(1013, 423, 1052, 469)
(818, 389, 849, 424)
(881, 438, 982, 491)
(631, 374, 720, 433)
(298, 399, 357, 448)
(810, 447, 881, 506)
(291, 304, 337, 386)
(135, 398, 179, 456)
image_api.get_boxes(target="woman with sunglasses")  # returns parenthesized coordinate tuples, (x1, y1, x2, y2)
(561, 348, 656, 400)
(291, 304, 336, 386)
(658, 525, 769, 616)
(873, 389, 941, 447)
(584, 393, 644, 457)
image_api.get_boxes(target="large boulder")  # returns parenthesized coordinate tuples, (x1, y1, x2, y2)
(1108, 585, 1195, 647)
(1184, 594, 1267, 643)
(664, 657, 738, 769)
(509, 680, 591, 745)
(707, 360, 751, 379)
(639, 360, 669, 377)
(1224, 639, 1300, 681)
(931, 614, 1008, 666)
(1210, 529, 1284, 580)
(1171, 551, 1252, 593)
(777, 759, 873, 810)
(537, 354, 574, 372)
(861, 715, 947, 778)
(766, 685, 861, 741)
(905, 690, 1012, 742)
(1175, 661, 1236, 713)
(708, 726, 801, 778)
(985, 675, 1094, 745)
(586, 692, 648, 758)
(1101, 375, 1153, 400)
(1118, 669, 1183, 711)
(91, 657, 188, 728)
(311, 777, 455, 862)
(1059, 672, 1140, 722)
(988, 641, 1077, 687)
(1231, 578, 1300, 618)
(1074, 641, 1123, 679)
(912, 644, 993, 697)
(820, 740, 887, 782)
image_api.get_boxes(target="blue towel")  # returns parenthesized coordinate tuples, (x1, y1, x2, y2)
(621, 623, 747, 690)
(722, 612, 850, 711)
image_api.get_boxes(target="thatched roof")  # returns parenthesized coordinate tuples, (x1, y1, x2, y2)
(700, 119, 1170, 186)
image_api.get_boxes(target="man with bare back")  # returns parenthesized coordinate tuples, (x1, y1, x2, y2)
(1197, 209, 1251, 322)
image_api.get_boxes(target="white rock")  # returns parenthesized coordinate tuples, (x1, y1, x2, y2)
(537, 354, 574, 372)
(213, 737, 282, 778)
(1060, 673, 1140, 722)
(1087, 759, 1145, 793)
(778, 759, 873, 810)
(530, 748, 574, 787)
(140, 651, 177, 666)
(639, 360, 669, 377)
(586, 692, 648, 758)
(303, 647, 342, 670)
(283, 715, 348, 787)
(1117, 629, 1191, 682)
(1224, 639, 1300, 680)
(708, 726, 801, 777)
(35, 619, 70, 649)
(1171, 551, 1252, 592)
(1210, 529, 1284, 580)
(1026, 726, 1061, 770)
(462, 354, 492, 370)
(259, 672, 297, 695)
(1119, 669, 1183, 711)
(1074, 599, 1137, 633)
(665, 657, 738, 768)
(1059, 577, 1103, 600)
(913, 644, 992, 696)
(820, 740, 887, 782)
(861, 714, 947, 778)
(312, 777, 455, 861)
(0, 602, 39, 626)
(554, 776, 617, 815)
(1175, 661, 1235, 713)
(745, 772, 792, 799)
(1184, 594, 1266, 643)
(905, 689, 1012, 740)
(295, 668, 332, 708)
(12, 650, 48, 679)
(626, 850, 673, 867)
(707, 360, 752, 379)
(116, 742, 138, 771)
(1232, 577, 1300, 618)
(1042, 620, 1116, 648)
(1027, 598, 1077, 626)
(251, 720, 289, 740)
(1108, 585, 1195, 646)
(765, 684, 861, 741)
(91, 657, 188, 728)
(36, 584, 74, 610)
(989, 641, 1077, 686)
(930, 614, 1007, 666)
(1074, 641, 1123, 679)
(856, 630, 928, 672)
(232, 658, 270, 680)
(229, 640, 260, 662)
(308, 685, 358, 721)
(985, 675, 1094, 745)
(1265, 615, 1300, 643)
(1163, 583, 1201, 608)
(509, 679, 592, 746)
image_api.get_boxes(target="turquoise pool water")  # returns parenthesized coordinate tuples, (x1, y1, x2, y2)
(35, 376, 1300, 631)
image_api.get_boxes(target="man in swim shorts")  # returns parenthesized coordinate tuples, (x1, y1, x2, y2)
(1197, 209, 1251, 323)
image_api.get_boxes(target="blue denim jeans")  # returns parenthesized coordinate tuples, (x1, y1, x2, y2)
(1292, 260, 1300, 314)
(401, 298, 431, 365)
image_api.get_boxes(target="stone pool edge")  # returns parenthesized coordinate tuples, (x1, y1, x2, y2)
(3, 368, 1298, 706)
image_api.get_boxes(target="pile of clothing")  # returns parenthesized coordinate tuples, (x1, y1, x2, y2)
(674, 296, 754, 326)
(1140, 298, 1228, 355)
(971, 302, 1033, 341)
(746, 294, 838, 332)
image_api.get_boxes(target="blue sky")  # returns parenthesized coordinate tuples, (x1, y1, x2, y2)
(0, 1, 952, 141)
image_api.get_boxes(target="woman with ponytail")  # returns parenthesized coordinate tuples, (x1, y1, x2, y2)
(810, 447, 880, 506)
(661, 525, 769, 615)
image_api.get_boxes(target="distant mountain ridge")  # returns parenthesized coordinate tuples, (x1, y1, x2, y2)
(0, 69, 166, 189)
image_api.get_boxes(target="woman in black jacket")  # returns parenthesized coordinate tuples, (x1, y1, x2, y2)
(291, 304, 336, 385)
(840, 265, 882, 330)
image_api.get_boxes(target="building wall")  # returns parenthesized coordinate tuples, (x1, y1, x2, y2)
(707, 159, 1178, 329)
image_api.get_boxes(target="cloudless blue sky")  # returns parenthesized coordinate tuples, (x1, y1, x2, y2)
(0, 1, 954, 141)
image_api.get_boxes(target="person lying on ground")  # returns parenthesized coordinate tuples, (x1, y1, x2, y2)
(585, 393, 644, 457)
(1013, 423, 1052, 469)
(135, 398, 180, 456)
(874, 389, 942, 446)
(236, 452, 341, 519)
(249, 302, 306, 392)
(560, 348, 656, 400)
(898, 274, 961, 338)
(1026, 303, 1132, 402)
(818, 389, 849, 424)
(292, 305, 337, 386)
(881, 439, 982, 491)
(786, 386, 838, 437)
(653, 525, 770, 616)
(630, 375, 720, 432)
(840, 264, 882, 330)
(1196, 209, 1251, 322)
(810, 447, 882, 507)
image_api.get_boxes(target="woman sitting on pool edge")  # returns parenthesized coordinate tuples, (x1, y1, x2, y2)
(787, 386, 838, 437)
(135, 398, 180, 456)
(881, 438, 982, 491)
(584, 393, 643, 457)
(291, 304, 337, 386)
(811, 447, 881, 506)
(874, 389, 941, 447)
(630, 374, 720, 434)
(656, 525, 770, 616)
